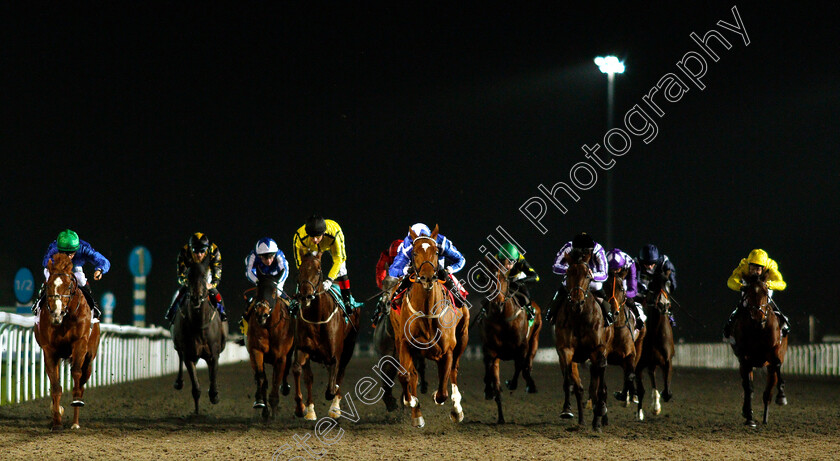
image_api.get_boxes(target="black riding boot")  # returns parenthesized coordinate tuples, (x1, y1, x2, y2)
(723, 308, 738, 338)
(80, 284, 101, 319)
(592, 288, 614, 327)
(166, 287, 187, 323)
(629, 301, 644, 328)
(209, 288, 227, 322)
(545, 284, 568, 324)
(773, 304, 790, 337)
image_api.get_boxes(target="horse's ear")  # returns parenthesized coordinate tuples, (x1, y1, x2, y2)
(409, 227, 417, 240)
(431, 224, 439, 239)
(47, 257, 54, 273)
(760, 270, 769, 282)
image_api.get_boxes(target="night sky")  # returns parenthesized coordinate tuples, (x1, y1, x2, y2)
(2, 3, 837, 342)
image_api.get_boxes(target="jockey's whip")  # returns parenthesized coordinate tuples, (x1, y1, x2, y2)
(666, 294, 706, 328)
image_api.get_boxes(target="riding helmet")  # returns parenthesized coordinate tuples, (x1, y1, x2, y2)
(747, 249, 769, 267)
(639, 244, 660, 264)
(607, 248, 626, 271)
(497, 242, 520, 261)
(189, 232, 210, 251)
(255, 237, 279, 256)
(56, 229, 80, 252)
(410, 223, 430, 237)
(572, 232, 595, 250)
(305, 214, 327, 236)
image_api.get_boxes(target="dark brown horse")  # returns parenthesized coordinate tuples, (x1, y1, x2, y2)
(34, 253, 101, 430)
(480, 257, 542, 424)
(171, 255, 227, 414)
(731, 272, 788, 427)
(245, 270, 294, 419)
(634, 268, 675, 420)
(390, 225, 470, 428)
(372, 301, 428, 412)
(604, 270, 643, 411)
(555, 249, 613, 431)
(292, 251, 360, 420)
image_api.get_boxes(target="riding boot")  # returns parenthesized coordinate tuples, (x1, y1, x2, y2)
(79, 284, 101, 319)
(32, 284, 46, 315)
(525, 300, 535, 321)
(545, 284, 568, 324)
(166, 287, 187, 323)
(772, 305, 790, 337)
(722, 308, 738, 339)
(599, 299, 615, 327)
(210, 288, 227, 322)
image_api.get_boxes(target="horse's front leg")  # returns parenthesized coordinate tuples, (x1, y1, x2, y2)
(490, 356, 504, 424)
(43, 352, 63, 430)
(396, 342, 422, 427)
(740, 361, 756, 427)
(590, 351, 608, 432)
(207, 355, 220, 405)
(302, 359, 316, 420)
(292, 350, 306, 418)
(506, 355, 522, 391)
(557, 348, 575, 420)
(184, 359, 201, 415)
(662, 358, 673, 402)
(70, 340, 89, 429)
(762, 362, 780, 424)
(268, 354, 287, 418)
(174, 355, 184, 390)
(433, 351, 453, 406)
(250, 349, 267, 410)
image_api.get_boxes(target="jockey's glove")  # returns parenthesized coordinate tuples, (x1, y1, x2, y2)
(323, 279, 333, 291)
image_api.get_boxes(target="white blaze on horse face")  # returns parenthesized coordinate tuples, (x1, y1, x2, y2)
(52, 277, 64, 313)
(421, 242, 430, 252)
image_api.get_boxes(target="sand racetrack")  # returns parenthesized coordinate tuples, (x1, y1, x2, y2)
(1, 355, 839, 460)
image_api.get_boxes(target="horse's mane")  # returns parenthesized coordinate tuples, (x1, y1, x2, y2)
(49, 253, 74, 273)
(567, 248, 586, 265)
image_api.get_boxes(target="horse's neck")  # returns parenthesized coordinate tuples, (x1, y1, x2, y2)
(408, 282, 440, 311)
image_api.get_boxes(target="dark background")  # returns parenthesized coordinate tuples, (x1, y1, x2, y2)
(1, 3, 837, 343)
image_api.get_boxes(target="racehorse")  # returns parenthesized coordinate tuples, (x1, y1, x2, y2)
(171, 254, 227, 414)
(555, 248, 613, 431)
(291, 251, 360, 421)
(34, 253, 101, 430)
(634, 268, 675, 420)
(731, 271, 788, 427)
(372, 302, 428, 412)
(480, 256, 542, 424)
(390, 225, 470, 428)
(245, 271, 294, 419)
(603, 270, 643, 411)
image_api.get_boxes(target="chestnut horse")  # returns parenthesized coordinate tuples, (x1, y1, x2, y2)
(481, 257, 542, 424)
(171, 255, 227, 414)
(372, 304, 428, 412)
(390, 225, 470, 428)
(604, 271, 643, 411)
(34, 253, 101, 430)
(634, 268, 675, 420)
(245, 270, 294, 419)
(292, 251, 360, 421)
(555, 249, 613, 431)
(731, 272, 788, 427)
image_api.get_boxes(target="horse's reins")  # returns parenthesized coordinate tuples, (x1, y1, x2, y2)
(46, 272, 83, 317)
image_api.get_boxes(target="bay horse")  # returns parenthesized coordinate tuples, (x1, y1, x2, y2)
(480, 256, 542, 424)
(555, 248, 613, 431)
(634, 268, 675, 420)
(731, 272, 788, 427)
(292, 251, 360, 421)
(171, 255, 227, 414)
(390, 225, 470, 428)
(372, 303, 428, 412)
(603, 270, 643, 411)
(34, 253, 101, 430)
(245, 271, 294, 419)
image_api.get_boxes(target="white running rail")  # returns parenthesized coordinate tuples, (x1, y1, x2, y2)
(0, 312, 248, 405)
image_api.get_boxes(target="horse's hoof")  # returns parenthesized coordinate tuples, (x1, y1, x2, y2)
(662, 391, 673, 402)
(505, 379, 517, 391)
(776, 395, 788, 406)
(71, 423, 80, 430)
(585, 399, 593, 410)
(304, 404, 317, 421)
(174, 380, 183, 390)
(281, 383, 291, 396)
(602, 412, 609, 426)
(613, 391, 626, 402)
(525, 385, 537, 394)
(384, 396, 398, 412)
(653, 407, 662, 416)
(59, 406, 64, 416)
(412, 416, 425, 428)
(632, 395, 639, 404)
(745, 419, 758, 428)
(431, 391, 445, 406)
(209, 392, 220, 405)
(484, 389, 494, 400)
(253, 401, 266, 409)
(71, 400, 84, 407)
(636, 409, 645, 421)
(261, 407, 271, 420)
(559, 410, 575, 419)
(450, 410, 464, 423)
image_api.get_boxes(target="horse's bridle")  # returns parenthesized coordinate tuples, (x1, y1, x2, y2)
(743, 283, 771, 326)
(46, 272, 81, 319)
(566, 265, 592, 305)
(411, 236, 440, 291)
(607, 275, 626, 314)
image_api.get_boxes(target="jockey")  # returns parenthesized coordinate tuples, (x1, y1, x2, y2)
(382, 223, 468, 308)
(293, 214, 361, 309)
(723, 249, 789, 339)
(371, 239, 403, 324)
(635, 244, 677, 326)
(165, 232, 226, 323)
(545, 232, 613, 327)
(606, 248, 646, 328)
(497, 242, 539, 321)
(244, 237, 290, 298)
(36, 229, 110, 319)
